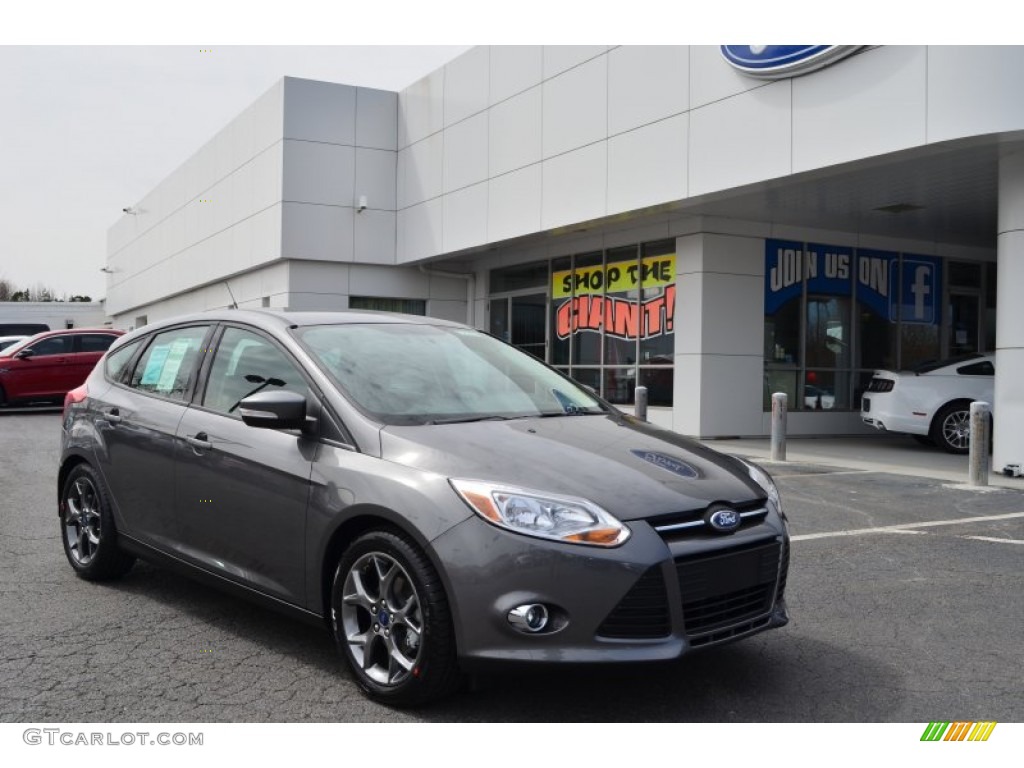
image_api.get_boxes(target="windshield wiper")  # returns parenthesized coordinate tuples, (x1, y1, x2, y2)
(535, 409, 605, 417)
(423, 415, 516, 425)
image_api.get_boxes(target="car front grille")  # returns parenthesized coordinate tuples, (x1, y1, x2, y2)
(688, 616, 772, 648)
(596, 566, 671, 639)
(676, 539, 781, 639)
(650, 500, 768, 540)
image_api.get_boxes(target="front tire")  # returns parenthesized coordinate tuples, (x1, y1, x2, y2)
(330, 530, 460, 707)
(59, 464, 136, 580)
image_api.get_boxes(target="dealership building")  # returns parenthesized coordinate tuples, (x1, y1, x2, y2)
(105, 45, 1024, 471)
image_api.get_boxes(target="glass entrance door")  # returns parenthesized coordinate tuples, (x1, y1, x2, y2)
(489, 293, 548, 361)
(948, 292, 980, 357)
(510, 293, 547, 360)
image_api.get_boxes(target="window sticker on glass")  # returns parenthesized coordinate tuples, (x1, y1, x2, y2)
(140, 345, 171, 386)
(156, 337, 193, 392)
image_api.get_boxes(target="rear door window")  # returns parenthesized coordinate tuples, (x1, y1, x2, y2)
(128, 326, 210, 400)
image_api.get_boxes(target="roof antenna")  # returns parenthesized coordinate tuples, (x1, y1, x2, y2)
(223, 280, 238, 309)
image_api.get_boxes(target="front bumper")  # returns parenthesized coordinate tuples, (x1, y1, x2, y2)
(431, 509, 790, 668)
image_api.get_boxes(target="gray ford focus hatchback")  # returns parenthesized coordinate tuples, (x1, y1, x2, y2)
(59, 310, 789, 706)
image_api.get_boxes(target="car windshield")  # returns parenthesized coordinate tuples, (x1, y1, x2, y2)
(0, 335, 39, 356)
(294, 323, 606, 426)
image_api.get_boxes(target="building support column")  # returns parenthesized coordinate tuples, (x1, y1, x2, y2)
(672, 232, 765, 438)
(993, 149, 1024, 472)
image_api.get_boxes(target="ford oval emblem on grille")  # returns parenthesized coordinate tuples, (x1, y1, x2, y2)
(630, 450, 699, 479)
(706, 505, 742, 534)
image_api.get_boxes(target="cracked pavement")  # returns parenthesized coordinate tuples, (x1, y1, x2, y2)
(1, 411, 1021, 722)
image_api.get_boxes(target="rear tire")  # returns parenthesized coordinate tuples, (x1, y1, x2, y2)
(930, 401, 972, 455)
(59, 464, 136, 580)
(330, 529, 461, 707)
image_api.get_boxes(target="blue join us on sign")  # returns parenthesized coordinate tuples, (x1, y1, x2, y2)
(764, 239, 940, 325)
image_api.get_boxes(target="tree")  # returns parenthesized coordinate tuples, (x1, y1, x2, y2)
(0, 278, 76, 302)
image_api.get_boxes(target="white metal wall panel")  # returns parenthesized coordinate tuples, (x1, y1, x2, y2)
(608, 45, 689, 136)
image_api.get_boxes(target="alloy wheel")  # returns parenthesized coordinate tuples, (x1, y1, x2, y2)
(340, 552, 424, 686)
(64, 476, 102, 566)
(942, 410, 971, 451)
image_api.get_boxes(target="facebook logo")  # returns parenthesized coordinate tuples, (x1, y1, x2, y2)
(889, 257, 939, 325)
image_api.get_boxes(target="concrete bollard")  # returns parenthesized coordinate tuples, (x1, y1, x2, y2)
(969, 401, 991, 487)
(634, 386, 648, 422)
(771, 392, 787, 462)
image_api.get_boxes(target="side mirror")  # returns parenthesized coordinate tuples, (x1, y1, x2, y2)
(14, 349, 34, 359)
(238, 390, 309, 431)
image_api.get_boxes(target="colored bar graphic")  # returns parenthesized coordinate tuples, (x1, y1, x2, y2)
(974, 722, 997, 741)
(921, 721, 997, 742)
(944, 722, 969, 741)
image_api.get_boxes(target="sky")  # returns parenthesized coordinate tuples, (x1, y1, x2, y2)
(0, 1, 1003, 302)
(0, 45, 469, 301)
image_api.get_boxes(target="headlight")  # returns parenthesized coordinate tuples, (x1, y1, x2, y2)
(450, 479, 630, 547)
(736, 458, 783, 514)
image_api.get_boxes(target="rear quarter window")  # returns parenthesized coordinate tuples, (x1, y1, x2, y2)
(105, 340, 142, 382)
(79, 333, 118, 353)
(956, 361, 994, 376)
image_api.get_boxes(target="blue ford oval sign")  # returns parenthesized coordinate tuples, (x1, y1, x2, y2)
(706, 505, 742, 534)
(630, 450, 699, 479)
(720, 45, 861, 79)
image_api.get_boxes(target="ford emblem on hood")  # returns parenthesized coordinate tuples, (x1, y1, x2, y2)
(706, 505, 742, 534)
(720, 45, 861, 79)
(630, 450, 699, 479)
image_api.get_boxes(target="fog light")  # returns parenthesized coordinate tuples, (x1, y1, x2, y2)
(507, 603, 549, 633)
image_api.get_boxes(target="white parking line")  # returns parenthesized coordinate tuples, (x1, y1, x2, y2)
(791, 511, 1024, 542)
(959, 535, 1024, 545)
(775, 469, 874, 477)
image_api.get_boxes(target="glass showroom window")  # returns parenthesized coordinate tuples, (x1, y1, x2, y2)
(348, 297, 426, 315)
(764, 239, 946, 411)
(491, 239, 676, 406)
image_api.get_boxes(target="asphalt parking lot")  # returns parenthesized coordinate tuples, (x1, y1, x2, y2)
(1, 409, 1021, 722)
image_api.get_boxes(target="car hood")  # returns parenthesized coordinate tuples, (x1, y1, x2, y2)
(379, 413, 764, 521)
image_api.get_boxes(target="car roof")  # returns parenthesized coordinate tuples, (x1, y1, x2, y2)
(125, 309, 464, 337)
(0, 328, 121, 355)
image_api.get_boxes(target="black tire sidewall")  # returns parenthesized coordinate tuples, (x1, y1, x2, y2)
(330, 529, 459, 707)
(60, 464, 134, 580)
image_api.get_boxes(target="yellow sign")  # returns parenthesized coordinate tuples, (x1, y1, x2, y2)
(552, 254, 676, 298)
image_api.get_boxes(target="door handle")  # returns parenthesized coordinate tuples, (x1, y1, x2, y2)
(103, 408, 123, 424)
(186, 432, 212, 450)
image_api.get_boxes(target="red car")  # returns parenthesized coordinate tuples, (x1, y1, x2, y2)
(0, 328, 123, 406)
